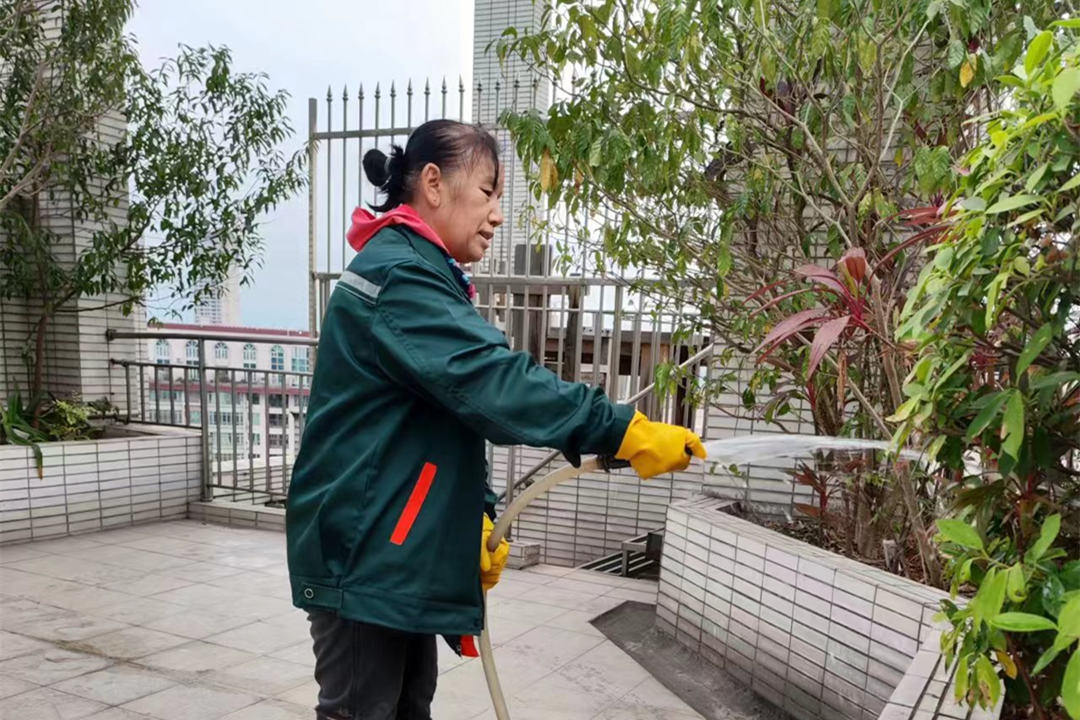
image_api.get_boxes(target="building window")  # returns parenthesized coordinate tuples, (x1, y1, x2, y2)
(214, 342, 229, 363)
(243, 343, 257, 369)
(291, 348, 309, 373)
(185, 340, 199, 366)
(252, 433, 261, 446)
(270, 345, 285, 372)
(155, 339, 170, 365)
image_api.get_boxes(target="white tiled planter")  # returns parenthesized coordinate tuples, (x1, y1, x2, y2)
(0, 425, 202, 544)
(659, 495, 1000, 720)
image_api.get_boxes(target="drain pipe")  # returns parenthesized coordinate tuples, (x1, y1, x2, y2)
(479, 455, 625, 719)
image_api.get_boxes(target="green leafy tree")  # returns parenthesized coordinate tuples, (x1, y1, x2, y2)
(898, 23, 1080, 719)
(499, 0, 1060, 582)
(0, 0, 306, 402)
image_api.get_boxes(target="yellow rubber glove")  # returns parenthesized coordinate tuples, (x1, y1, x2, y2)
(480, 514, 510, 592)
(615, 411, 707, 480)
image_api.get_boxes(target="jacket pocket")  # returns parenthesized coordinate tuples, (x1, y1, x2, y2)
(389, 462, 437, 545)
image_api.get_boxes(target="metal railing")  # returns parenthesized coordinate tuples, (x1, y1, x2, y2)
(107, 329, 317, 504)
(302, 75, 710, 423)
(307, 77, 478, 336)
(300, 76, 718, 553)
(306, 76, 647, 339)
(472, 276, 707, 418)
(496, 343, 716, 534)
(105, 295, 711, 508)
(109, 75, 710, 514)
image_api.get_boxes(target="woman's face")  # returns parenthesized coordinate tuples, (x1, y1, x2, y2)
(429, 157, 504, 264)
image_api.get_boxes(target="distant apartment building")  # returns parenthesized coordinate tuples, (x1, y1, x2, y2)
(144, 269, 312, 468)
(193, 271, 242, 327)
(145, 323, 313, 467)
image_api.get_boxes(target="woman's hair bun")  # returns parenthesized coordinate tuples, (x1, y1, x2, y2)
(363, 148, 391, 187)
(363, 145, 407, 211)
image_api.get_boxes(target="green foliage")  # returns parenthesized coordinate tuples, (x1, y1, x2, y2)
(0, 0, 307, 397)
(0, 392, 101, 477)
(900, 23, 1080, 719)
(498, 0, 1059, 447)
(501, 0, 1060, 592)
(41, 399, 92, 439)
(0, 392, 47, 475)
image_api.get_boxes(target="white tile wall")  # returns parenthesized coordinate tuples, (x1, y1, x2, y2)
(659, 495, 999, 720)
(489, 342, 837, 569)
(494, 442, 708, 567)
(187, 500, 285, 531)
(0, 426, 201, 545)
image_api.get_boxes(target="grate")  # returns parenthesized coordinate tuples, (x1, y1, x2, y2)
(580, 529, 663, 579)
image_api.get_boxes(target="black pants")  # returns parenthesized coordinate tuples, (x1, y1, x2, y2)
(308, 610, 438, 720)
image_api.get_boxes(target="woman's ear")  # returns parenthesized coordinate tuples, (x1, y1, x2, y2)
(419, 163, 443, 208)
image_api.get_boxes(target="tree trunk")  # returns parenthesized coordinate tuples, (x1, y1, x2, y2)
(30, 312, 48, 426)
(898, 467, 942, 587)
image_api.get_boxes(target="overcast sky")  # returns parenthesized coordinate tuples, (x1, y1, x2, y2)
(129, 0, 475, 330)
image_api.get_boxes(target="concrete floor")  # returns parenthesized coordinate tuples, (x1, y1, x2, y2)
(0, 519, 705, 719)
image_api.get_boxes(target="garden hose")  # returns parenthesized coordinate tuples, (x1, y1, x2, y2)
(479, 454, 628, 720)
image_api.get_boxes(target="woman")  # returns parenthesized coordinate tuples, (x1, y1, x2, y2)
(286, 119, 705, 720)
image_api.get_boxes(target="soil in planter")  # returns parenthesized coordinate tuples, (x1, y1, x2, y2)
(766, 517, 933, 585)
(719, 502, 935, 587)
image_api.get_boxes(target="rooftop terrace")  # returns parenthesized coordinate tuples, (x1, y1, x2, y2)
(0, 519, 706, 720)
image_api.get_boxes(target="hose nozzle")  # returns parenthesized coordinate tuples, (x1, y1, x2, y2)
(596, 455, 631, 471)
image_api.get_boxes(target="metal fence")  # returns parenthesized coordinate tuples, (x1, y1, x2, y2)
(305, 75, 647, 332)
(104, 307, 710, 505)
(307, 78, 475, 334)
(98, 76, 800, 566)
(92, 73, 814, 575)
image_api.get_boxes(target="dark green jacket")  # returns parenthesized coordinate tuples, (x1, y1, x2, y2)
(286, 226, 634, 636)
